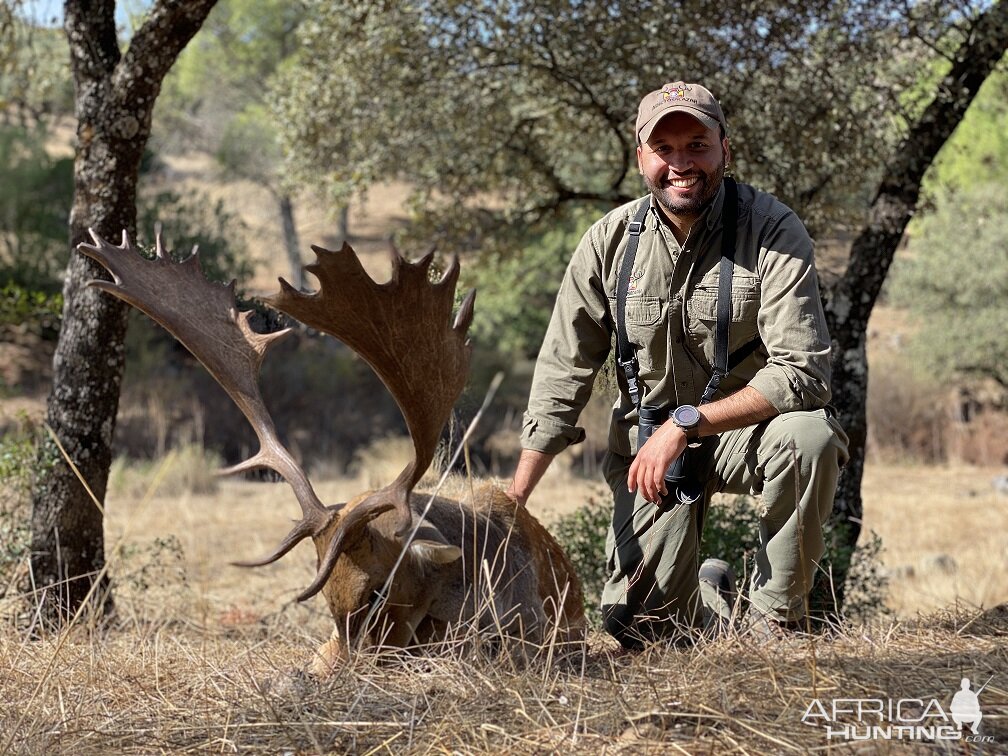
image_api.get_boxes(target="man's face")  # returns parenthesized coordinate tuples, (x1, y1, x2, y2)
(637, 112, 730, 222)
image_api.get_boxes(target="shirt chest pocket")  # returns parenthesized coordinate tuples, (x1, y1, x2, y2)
(609, 295, 668, 376)
(686, 276, 761, 363)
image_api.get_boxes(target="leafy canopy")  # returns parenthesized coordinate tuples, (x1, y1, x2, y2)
(155, 0, 305, 187)
(887, 66, 1008, 391)
(273, 0, 969, 249)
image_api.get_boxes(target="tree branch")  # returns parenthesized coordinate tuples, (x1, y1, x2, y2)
(117, 0, 218, 97)
(64, 0, 120, 82)
(833, 0, 1008, 332)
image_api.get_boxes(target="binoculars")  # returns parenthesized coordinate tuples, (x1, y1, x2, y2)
(637, 405, 712, 505)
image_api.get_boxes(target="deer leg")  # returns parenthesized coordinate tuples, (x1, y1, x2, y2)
(309, 627, 351, 678)
(379, 603, 431, 650)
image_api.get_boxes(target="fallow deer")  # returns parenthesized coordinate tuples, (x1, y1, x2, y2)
(79, 229, 585, 674)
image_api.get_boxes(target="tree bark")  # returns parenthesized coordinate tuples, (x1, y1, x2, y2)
(823, 2, 1008, 610)
(30, 0, 218, 627)
(278, 192, 302, 289)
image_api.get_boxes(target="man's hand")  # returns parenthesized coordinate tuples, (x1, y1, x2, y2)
(628, 421, 688, 503)
(507, 449, 555, 507)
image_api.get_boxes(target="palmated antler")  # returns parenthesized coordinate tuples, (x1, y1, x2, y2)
(78, 229, 334, 575)
(267, 243, 476, 541)
(80, 230, 477, 603)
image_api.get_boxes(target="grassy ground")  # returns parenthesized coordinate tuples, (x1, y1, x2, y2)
(2, 459, 1006, 753)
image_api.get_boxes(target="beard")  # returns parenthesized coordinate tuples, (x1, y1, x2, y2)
(644, 159, 725, 220)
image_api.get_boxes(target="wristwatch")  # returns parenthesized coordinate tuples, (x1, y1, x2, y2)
(671, 404, 702, 441)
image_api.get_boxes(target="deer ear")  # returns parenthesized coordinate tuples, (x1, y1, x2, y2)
(407, 518, 462, 565)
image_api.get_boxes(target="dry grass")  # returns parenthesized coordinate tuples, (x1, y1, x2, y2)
(861, 463, 1008, 617)
(2, 598, 1005, 752)
(2, 455, 1007, 752)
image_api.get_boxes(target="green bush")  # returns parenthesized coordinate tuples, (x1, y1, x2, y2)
(551, 490, 889, 629)
(0, 282, 62, 341)
(137, 188, 253, 287)
(0, 416, 39, 597)
(0, 124, 73, 292)
(887, 180, 1008, 393)
(549, 487, 612, 626)
(463, 208, 599, 359)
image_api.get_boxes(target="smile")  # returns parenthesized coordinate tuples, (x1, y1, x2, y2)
(666, 176, 700, 189)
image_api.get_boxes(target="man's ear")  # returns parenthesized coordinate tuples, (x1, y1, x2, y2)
(636, 144, 645, 175)
(405, 515, 462, 565)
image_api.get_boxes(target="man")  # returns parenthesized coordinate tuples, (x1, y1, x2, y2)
(507, 81, 849, 649)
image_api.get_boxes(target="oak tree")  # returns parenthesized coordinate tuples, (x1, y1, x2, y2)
(30, 0, 218, 625)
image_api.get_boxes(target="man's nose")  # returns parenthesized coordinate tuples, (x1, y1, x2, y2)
(663, 150, 693, 172)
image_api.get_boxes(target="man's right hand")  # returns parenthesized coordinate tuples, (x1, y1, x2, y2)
(507, 449, 556, 507)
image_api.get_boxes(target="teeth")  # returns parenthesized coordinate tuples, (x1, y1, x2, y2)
(668, 176, 699, 188)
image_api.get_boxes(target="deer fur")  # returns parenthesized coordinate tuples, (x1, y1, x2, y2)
(310, 483, 585, 675)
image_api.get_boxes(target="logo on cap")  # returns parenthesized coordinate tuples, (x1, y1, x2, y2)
(662, 83, 690, 102)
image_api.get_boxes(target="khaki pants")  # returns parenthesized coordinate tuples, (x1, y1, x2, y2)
(600, 408, 849, 647)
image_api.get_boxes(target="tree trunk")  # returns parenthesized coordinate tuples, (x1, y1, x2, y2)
(29, 0, 218, 628)
(823, 3, 1008, 612)
(278, 192, 302, 289)
(336, 203, 349, 243)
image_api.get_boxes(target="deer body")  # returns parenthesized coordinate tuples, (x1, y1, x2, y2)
(312, 483, 584, 673)
(78, 231, 585, 672)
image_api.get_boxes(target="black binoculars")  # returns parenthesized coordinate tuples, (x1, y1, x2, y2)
(637, 404, 711, 505)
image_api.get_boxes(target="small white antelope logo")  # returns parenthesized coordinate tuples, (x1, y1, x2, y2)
(80, 229, 585, 674)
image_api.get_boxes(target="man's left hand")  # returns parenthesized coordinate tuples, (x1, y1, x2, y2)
(628, 422, 688, 503)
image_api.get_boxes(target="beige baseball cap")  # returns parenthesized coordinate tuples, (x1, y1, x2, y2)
(635, 81, 728, 144)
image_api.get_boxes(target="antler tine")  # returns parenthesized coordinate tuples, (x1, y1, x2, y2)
(78, 228, 334, 555)
(268, 242, 476, 537)
(296, 497, 395, 601)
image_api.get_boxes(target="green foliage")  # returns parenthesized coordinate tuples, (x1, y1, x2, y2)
(551, 491, 890, 629)
(0, 14, 74, 123)
(0, 124, 73, 291)
(156, 0, 304, 186)
(137, 189, 254, 287)
(887, 181, 1008, 390)
(274, 0, 968, 245)
(0, 283, 62, 340)
(920, 67, 1008, 194)
(0, 416, 39, 597)
(465, 208, 597, 358)
(887, 67, 1008, 392)
(549, 488, 612, 626)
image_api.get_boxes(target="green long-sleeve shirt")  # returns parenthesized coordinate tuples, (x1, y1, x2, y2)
(521, 181, 832, 457)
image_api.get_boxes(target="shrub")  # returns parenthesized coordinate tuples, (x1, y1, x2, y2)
(549, 488, 612, 626)
(108, 442, 222, 500)
(0, 416, 39, 597)
(551, 490, 890, 629)
(0, 282, 62, 341)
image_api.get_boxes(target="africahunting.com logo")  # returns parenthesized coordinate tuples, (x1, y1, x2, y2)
(801, 676, 995, 743)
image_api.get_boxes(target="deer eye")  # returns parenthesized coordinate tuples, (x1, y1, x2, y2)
(368, 587, 387, 612)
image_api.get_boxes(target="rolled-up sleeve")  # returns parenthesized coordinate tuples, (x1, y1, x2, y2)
(520, 228, 613, 454)
(747, 211, 832, 413)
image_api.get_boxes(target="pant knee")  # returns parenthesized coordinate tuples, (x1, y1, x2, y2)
(779, 413, 843, 466)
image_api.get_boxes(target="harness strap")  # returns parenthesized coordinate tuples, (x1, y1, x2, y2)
(615, 203, 651, 407)
(616, 177, 753, 409)
(700, 176, 739, 405)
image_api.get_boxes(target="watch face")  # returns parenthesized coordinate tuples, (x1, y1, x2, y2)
(673, 404, 701, 428)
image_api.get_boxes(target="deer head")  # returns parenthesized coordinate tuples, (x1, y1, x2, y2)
(79, 228, 475, 601)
